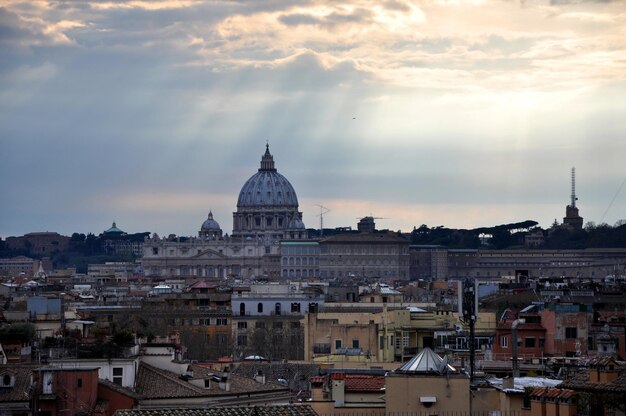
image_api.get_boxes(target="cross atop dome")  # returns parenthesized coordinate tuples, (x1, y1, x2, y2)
(259, 143, 276, 172)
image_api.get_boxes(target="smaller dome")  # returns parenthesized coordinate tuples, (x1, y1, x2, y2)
(288, 217, 305, 229)
(201, 211, 221, 231)
(104, 222, 124, 234)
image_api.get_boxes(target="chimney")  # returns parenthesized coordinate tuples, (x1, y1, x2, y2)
(255, 369, 266, 384)
(218, 374, 230, 392)
(502, 377, 514, 390)
(331, 373, 346, 406)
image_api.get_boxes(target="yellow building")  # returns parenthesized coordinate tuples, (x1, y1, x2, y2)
(378, 307, 496, 362)
(303, 306, 497, 364)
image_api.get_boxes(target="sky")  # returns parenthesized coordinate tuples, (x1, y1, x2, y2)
(1, 0, 625, 239)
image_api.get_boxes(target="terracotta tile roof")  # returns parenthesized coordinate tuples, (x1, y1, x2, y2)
(99, 378, 143, 400)
(588, 357, 625, 368)
(134, 362, 290, 400)
(114, 404, 318, 416)
(135, 362, 208, 399)
(231, 362, 319, 390)
(188, 280, 215, 289)
(0, 365, 37, 403)
(560, 372, 626, 393)
(343, 375, 385, 392)
(530, 387, 576, 400)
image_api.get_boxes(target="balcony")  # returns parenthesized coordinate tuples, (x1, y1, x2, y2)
(403, 347, 418, 356)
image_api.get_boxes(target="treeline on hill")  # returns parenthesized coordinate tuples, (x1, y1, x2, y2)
(0, 232, 149, 273)
(2, 221, 626, 271)
(410, 220, 626, 249)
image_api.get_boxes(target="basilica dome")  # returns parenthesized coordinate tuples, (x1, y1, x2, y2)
(199, 211, 222, 239)
(201, 211, 221, 231)
(237, 145, 299, 208)
(232, 145, 305, 240)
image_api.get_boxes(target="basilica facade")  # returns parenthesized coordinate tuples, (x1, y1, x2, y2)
(142, 145, 307, 280)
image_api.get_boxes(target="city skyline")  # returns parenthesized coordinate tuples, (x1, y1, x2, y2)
(1, 0, 625, 238)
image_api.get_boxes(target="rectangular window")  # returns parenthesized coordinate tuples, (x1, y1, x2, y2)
(255, 321, 265, 329)
(43, 372, 52, 394)
(216, 318, 228, 326)
(237, 335, 247, 346)
(77, 378, 82, 388)
(335, 339, 342, 349)
(501, 336, 508, 349)
(113, 367, 123, 385)
(565, 327, 577, 339)
(525, 337, 536, 348)
(237, 322, 247, 329)
(352, 339, 360, 349)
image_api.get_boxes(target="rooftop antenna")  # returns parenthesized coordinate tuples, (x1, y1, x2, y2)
(315, 205, 330, 237)
(571, 167, 577, 208)
(600, 177, 626, 224)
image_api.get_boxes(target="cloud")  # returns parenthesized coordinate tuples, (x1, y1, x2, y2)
(279, 13, 323, 26)
(549, 0, 620, 5)
(0, 6, 86, 47)
(0, 7, 46, 47)
(0, 0, 625, 236)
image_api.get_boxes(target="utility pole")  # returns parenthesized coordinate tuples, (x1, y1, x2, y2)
(459, 277, 478, 415)
(459, 277, 478, 380)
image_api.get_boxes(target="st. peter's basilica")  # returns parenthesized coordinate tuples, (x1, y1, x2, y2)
(142, 145, 310, 280)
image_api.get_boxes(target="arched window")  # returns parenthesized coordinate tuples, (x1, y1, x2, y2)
(2, 374, 11, 386)
(240, 303, 246, 316)
(275, 302, 282, 316)
(257, 302, 263, 313)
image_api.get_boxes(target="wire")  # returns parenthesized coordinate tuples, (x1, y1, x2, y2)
(600, 178, 626, 224)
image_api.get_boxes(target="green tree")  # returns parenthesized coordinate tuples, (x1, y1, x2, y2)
(0, 323, 37, 343)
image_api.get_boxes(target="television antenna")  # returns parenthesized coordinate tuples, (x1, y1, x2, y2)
(315, 205, 330, 237)
(600, 177, 626, 223)
(570, 167, 578, 208)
